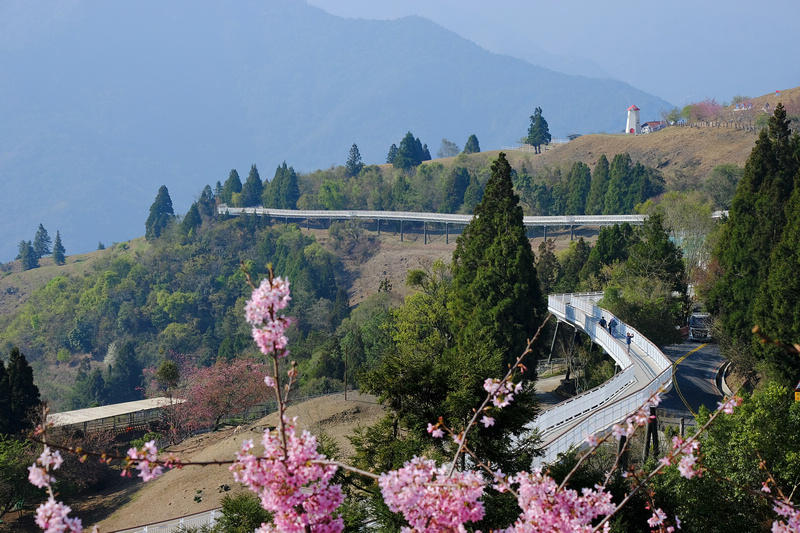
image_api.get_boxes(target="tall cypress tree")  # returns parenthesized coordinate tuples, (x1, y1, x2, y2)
(346, 143, 364, 177)
(450, 152, 545, 368)
(240, 164, 263, 207)
(7, 347, 41, 434)
(463, 134, 481, 154)
(0, 359, 10, 434)
(145, 185, 175, 240)
(52, 230, 66, 265)
(565, 161, 592, 215)
(585, 155, 609, 215)
(753, 175, 800, 384)
(526, 107, 551, 154)
(709, 104, 800, 349)
(220, 169, 242, 205)
(33, 224, 51, 259)
(603, 153, 633, 214)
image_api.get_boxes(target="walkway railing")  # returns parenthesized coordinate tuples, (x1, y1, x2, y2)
(534, 293, 673, 464)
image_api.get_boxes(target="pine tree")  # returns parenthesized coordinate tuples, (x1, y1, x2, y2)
(0, 359, 10, 434)
(6, 347, 41, 435)
(240, 164, 263, 207)
(526, 107, 551, 154)
(105, 341, 143, 404)
(392, 132, 427, 171)
(346, 143, 364, 177)
(263, 162, 300, 209)
(181, 202, 202, 234)
(220, 169, 242, 205)
(585, 155, 609, 215)
(197, 184, 217, 219)
(753, 172, 800, 383)
(32, 224, 51, 259)
(463, 134, 481, 154)
(603, 153, 633, 214)
(386, 143, 398, 164)
(145, 185, 175, 240)
(52, 231, 66, 265)
(450, 152, 545, 368)
(17, 240, 38, 270)
(565, 161, 592, 215)
(709, 104, 800, 349)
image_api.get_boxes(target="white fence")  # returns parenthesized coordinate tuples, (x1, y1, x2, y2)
(535, 293, 673, 464)
(111, 509, 219, 533)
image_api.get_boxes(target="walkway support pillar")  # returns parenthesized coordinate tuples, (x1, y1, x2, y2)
(424, 222, 427, 244)
(377, 219, 381, 235)
(446, 223, 449, 244)
(400, 220, 404, 242)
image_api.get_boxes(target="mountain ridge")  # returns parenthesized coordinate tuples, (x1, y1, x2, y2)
(2, 0, 673, 261)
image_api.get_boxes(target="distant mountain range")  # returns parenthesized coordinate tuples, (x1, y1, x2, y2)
(0, 0, 673, 261)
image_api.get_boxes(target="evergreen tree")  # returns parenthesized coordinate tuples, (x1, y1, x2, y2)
(145, 185, 175, 240)
(565, 161, 592, 215)
(585, 155, 609, 215)
(6, 347, 41, 435)
(461, 173, 484, 213)
(32, 224, 51, 259)
(603, 153, 633, 214)
(393, 132, 427, 171)
(0, 360, 10, 434)
(438, 166, 470, 213)
(346, 143, 364, 177)
(220, 169, 242, 205)
(240, 164, 263, 207)
(753, 179, 800, 384)
(709, 104, 800, 353)
(450, 152, 545, 368)
(526, 107, 551, 154)
(386, 143, 398, 164)
(181, 202, 202, 234)
(421, 143, 431, 161)
(17, 240, 38, 270)
(105, 341, 144, 404)
(555, 237, 592, 292)
(263, 162, 300, 209)
(52, 231, 66, 265)
(580, 223, 638, 281)
(197, 184, 217, 219)
(536, 239, 560, 295)
(463, 134, 481, 154)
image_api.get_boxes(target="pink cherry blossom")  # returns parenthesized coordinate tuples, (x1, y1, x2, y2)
(231, 417, 343, 532)
(500, 468, 615, 533)
(379, 456, 485, 532)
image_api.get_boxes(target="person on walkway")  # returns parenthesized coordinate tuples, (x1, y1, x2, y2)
(609, 317, 618, 336)
(626, 332, 634, 353)
(599, 316, 607, 330)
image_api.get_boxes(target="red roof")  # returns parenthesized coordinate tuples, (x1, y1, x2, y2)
(627, 105, 640, 111)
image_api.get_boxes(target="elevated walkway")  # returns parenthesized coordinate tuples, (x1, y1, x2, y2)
(533, 293, 673, 465)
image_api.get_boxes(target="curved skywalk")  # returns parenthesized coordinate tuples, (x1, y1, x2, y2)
(218, 206, 646, 228)
(534, 293, 673, 465)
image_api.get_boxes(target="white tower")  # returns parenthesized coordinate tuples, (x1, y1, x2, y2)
(626, 105, 641, 134)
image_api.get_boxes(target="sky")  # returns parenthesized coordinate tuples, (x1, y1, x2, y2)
(306, 0, 799, 107)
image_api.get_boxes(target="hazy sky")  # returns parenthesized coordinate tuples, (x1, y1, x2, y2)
(306, 0, 799, 107)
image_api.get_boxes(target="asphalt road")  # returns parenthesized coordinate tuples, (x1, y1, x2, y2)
(659, 340, 726, 419)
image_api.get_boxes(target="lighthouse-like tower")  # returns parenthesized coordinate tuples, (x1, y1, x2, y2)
(626, 105, 641, 134)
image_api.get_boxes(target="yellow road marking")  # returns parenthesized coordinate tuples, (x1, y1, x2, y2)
(671, 343, 709, 417)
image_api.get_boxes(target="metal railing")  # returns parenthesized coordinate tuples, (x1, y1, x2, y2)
(535, 293, 673, 464)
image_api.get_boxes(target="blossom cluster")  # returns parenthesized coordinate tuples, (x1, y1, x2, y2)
(230, 416, 343, 532)
(610, 393, 661, 441)
(773, 500, 800, 532)
(499, 469, 615, 533)
(245, 276, 293, 357)
(378, 456, 485, 532)
(28, 446, 97, 533)
(125, 440, 163, 482)
(484, 377, 523, 408)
